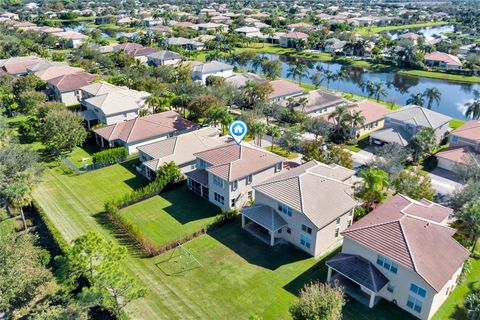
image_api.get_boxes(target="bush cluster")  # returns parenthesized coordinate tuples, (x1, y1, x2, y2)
(92, 147, 127, 165)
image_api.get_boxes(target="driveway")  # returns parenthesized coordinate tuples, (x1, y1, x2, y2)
(428, 168, 463, 195)
(348, 147, 375, 169)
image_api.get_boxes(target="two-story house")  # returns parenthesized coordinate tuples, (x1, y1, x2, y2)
(192, 61, 234, 85)
(369, 105, 451, 146)
(326, 194, 469, 320)
(185, 143, 284, 210)
(436, 120, 480, 172)
(47, 72, 96, 106)
(79, 82, 151, 127)
(241, 160, 356, 256)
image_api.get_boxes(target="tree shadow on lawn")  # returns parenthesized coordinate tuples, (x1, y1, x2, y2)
(93, 211, 149, 259)
(118, 159, 149, 190)
(207, 219, 311, 270)
(160, 186, 221, 225)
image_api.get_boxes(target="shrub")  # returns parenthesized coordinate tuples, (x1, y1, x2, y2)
(354, 206, 367, 221)
(92, 147, 127, 165)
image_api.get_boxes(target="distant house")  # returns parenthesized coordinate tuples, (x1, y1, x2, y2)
(25, 60, 67, 73)
(93, 111, 197, 154)
(167, 37, 204, 50)
(186, 143, 284, 210)
(137, 127, 227, 179)
(279, 31, 308, 49)
(79, 82, 151, 127)
(225, 72, 267, 88)
(234, 26, 262, 37)
(369, 105, 451, 146)
(192, 61, 234, 85)
(124, 47, 158, 64)
(147, 25, 172, 34)
(345, 100, 390, 136)
(324, 38, 347, 53)
(268, 80, 304, 102)
(424, 51, 462, 69)
(195, 22, 228, 32)
(398, 32, 421, 45)
(287, 22, 314, 31)
(0, 56, 44, 76)
(327, 194, 468, 319)
(294, 89, 346, 115)
(147, 50, 182, 66)
(242, 160, 356, 255)
(436, 120, 480, 171)
(47, 72, 96, 106)
(53, 31, 88, 48)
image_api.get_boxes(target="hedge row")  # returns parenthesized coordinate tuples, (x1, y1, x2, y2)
(106, 208, 239, 257)
(104, 162, 182, 211)
(32, 199, 69, 252)
(92, 147, 127, 165)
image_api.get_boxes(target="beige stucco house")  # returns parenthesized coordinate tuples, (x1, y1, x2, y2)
(241, 160, 357, 256)
(326, 194, 469, 320)
(186, 143, 284, 210)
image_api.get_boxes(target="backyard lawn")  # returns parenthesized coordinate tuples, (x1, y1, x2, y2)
(119, 185, 221, 246)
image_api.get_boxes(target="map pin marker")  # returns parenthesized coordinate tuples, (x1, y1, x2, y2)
(229, 120, 248, 145)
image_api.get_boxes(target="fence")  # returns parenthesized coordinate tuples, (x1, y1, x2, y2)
(62, 156, 127, 173)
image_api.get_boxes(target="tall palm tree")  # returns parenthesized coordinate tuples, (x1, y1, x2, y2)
(346, 110, 365, 140)
(335, 69, 349, 91)
(311, 71, 322, 89)
(266, 125, 281, 151)
(423, 87, 442, 110)
(206, 107, 229, 127)
(357, 168, 390, 211)
(373, 82, 389, 102)
(406, 92, 425, 107)
(251, 56, 267, 73)
(455, 199, 480, 253)
(243, 80, 256, 107)
(465, 99, 480, 120)
(360, 80, 375, 98)
(322, 70, 336, 90)
(286, 63, 308, 86)
(145, 95, 162, 113)
(5, 178, 34, 231)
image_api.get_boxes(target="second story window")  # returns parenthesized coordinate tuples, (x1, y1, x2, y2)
(410, 283, 427, 298)
(213, 175, 224, 188)
(301, 224, 312, 234)
(275, 162, 282, 172)
(278, 203, 292, 217)
(451, 135, 459, 144)
(246, 174, 253, 185)
(376, 255, 398, 274)
(232, 180, 238, 191)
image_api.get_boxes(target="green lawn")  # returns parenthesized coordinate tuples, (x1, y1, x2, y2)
(265, 145, 299, 160)
(450, 119, 466, 130)
(356, 21, 450, 35)
(33, 162, 417, 319)
(399, 70, 480, 84)
(346, 135, 370, 152)
(432, 258, 480, 320)
(119, 186, 221, 246)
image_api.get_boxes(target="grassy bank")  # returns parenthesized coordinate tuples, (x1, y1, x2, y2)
(399, 70, 480, 84)
(356, 21, 450, 35)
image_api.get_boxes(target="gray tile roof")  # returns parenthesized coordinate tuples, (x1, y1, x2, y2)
(147, 50, 181, 60)
(326, 253, 389, 293)
(369, 127, 410, 146)
(254, 161, 356, 229)
(192, 61, 234, 74)
(387, 105, 451, 129)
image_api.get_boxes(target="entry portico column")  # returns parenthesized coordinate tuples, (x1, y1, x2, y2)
(368, 292, 376, 308)
(241, 215, 245, 228)
(327, 267, 332, 282)
(270, 231, 274, 246)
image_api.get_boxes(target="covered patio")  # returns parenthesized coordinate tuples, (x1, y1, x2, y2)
(186, 169, 209, 200)
(241, 205, 287, 246)
(326, 253, 389, 308)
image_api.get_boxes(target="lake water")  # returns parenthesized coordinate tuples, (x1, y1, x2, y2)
(389, 24, 455, 41)
(235, 53, 478, 120)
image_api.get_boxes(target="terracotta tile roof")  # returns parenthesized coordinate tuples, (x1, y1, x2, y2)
(194, 143, 284, 181)
(451, 121, 480, 142)
(348, 100, 390, 125)
(297, 89, 345, 113)
(47, 72, 96, 92)
(436, 145, 474, 164)
(343, 194, 468, 292)
(53, 31, 88, 40)
(93, 111, 197, 143)
(254, 160, 356, 229)
(113, 43, 144, 52)
(425, 51, 462, 67)
(34, 65, 84, 81)
(399, 32, 421, 40)
(282, 31, 308, 39)
(125, 47, 158, 57)
(0, 56, 43, 75)
(268, 80, 303, 99)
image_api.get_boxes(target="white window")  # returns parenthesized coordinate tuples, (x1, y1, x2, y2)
(410, 283, 427, 298)
(347, 220, 352, 227)
(275, 162, 282, 172)
(387, 284, 395, 293)
(213, 175, 224, 188)
(230, 198, 236, 207)
(300, 234, 311, 248)
(406, 295, 423, 313)
(301, 224, 312, 234)
(246, 174, 253, 185)
(336, 217, 341, 225)
(214, 192, 224, 205)
(377, 255, 398, 274)
(334, 227, 339, 237)
(287, 227, 291, 234)
(232, 180, 238, 191)
(187, 179, 192, 189)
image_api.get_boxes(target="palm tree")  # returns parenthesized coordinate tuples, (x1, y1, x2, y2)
(328, 105, 349, 130)
(297, 97, 308, 112)
(206, 50, 222, 62)
(266, 125, 281, 151)
(423, 87, 442, 110)
(219, 113, 234, 135)
(286, 62, 308, 86)
(406, 92, 425, 107)
(206, 107, 229, 127)
(465, 99, 480, 120)
(357, 168, 390, 211)
(249, 121, 267, 146)
(5, 178, 34, 231)
(346, 110, 365, 140)
(373, 82, 389, 102)
(322, 70, 336, 90)
(409, 128, 437, 162)
(360, 80, 375, 99)
(335, 69, 349, 91)
(251, 56, 267, 72)
(243, 80, 256, 107)
(311, 71, 322, 89)
(145, 95, 162, 112)
(455, 199, 480, 253)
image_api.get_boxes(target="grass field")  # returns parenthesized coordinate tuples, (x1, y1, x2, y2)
(356, 21, 450, 35)
(33, 162, 418, 319)
(399, 70, 480, 84)
(119, 185, 221, 246)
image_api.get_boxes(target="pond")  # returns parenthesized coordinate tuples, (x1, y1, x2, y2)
(389, 24, 455, 41)
(234, 53, 478, 120)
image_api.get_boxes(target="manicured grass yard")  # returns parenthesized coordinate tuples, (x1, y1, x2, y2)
(119, 185, 221, 246)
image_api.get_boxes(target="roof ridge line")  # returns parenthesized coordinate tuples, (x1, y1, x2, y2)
(125, 117, 139, 142)
(419, 107, 434, 128)
(343, 219, 399, 234)
(397, 218, 417, 272)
